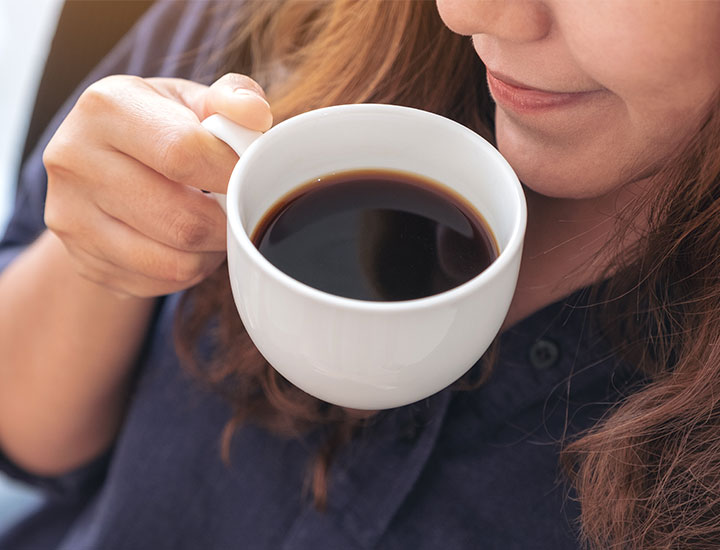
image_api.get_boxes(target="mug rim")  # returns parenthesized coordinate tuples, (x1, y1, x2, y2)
(225, 103, 526, 312)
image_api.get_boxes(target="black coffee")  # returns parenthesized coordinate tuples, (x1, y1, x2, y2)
(251, 169, 498, 301)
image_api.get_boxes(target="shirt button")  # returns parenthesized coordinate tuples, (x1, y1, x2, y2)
(397, 409, 430, 444)
(528, 338, 560, 370)
(399, 421, 422, 443)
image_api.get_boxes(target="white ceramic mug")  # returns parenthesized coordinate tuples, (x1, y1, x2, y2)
(201, 104, 526, 410)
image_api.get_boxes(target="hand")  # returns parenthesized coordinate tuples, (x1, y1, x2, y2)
(43, 73, 273, 298)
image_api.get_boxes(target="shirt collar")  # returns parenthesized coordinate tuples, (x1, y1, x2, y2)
(323, 391, 452, 548)
(463, 287, 641, 432)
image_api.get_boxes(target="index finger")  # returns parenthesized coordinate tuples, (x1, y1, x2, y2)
(152, 73, 273, 132)
(90, 76, 238, 193)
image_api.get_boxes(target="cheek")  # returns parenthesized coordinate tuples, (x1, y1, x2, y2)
(435, 0, 475, 35)
(494, 103, 634, 199)
(560, 2, 720, 112)
(499, 3, 720, 199)
(496, 97, 709, 200)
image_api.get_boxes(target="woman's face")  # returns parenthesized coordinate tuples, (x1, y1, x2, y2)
(437, 0, 720, 199)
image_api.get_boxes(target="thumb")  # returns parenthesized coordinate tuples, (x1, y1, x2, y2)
(200, 73, 273, 132)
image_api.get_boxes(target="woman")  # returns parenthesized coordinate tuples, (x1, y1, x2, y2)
(1, 0, 719, 548)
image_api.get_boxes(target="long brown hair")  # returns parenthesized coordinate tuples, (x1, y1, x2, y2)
(175, 1, 720, 546)
(561, 95, 720, 548)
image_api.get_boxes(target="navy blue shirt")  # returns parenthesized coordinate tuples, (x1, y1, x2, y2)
(0, 2, 637, 548)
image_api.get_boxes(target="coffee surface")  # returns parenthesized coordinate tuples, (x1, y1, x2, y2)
(252, 169, 497, 301)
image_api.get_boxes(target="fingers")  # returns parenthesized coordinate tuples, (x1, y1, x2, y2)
(149, 73, 273, 131)
(62, 242, 187, 299)
(42, 72, 270, 298)
(83, 75, 272, 194)
(201, 73, 273, 132)
(52, 205, 225, 297)
(74, 76, 237, 194)
(89, 149, 226, 252)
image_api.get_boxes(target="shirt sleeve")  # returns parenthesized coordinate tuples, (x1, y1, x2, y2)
(0, 0, 235, 499)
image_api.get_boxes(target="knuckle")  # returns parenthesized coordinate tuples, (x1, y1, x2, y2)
(73, 259, 107, 286)
(75, 84, 107, 113)
(168, 210, 212, 251)
(75, 79, 113, 113)
(78, 267, 103, 285)
(165, 252, 204, 283)
(156, 125, 204, 183)
(176, 257, 203, 284)
(43, 203, 60, 231)
(43, 132, 78, 178)
(42, 139, 63, 174)
(45, 79, 140, 177)
(76, 75, 140, 111)
(43, 196, 72, 234)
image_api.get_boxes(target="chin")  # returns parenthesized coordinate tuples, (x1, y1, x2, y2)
(507, 159, 612, 200)
(495, 117, 626, 201)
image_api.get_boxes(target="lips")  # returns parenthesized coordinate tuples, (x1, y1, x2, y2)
(486, 70, 600, 113)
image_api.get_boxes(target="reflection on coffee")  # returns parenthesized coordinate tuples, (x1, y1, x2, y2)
(251, 169, 498, 301)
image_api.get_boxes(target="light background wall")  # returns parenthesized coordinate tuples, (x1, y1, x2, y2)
(0, 0, 63, 231)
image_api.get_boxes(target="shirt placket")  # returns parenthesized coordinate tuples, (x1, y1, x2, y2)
(280, 391, 452, 550)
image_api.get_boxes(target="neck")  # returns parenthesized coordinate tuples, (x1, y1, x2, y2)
(503, 182, 646, 328)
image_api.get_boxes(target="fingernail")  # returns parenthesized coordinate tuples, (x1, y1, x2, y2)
(233, 89, 270, 108)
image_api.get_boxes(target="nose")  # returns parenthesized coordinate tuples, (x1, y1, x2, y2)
(436, 0, 552, 43)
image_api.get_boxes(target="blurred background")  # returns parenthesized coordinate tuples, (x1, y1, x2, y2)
(0, 0, 63, 531)
(0, 0, 152, 533)
(0, 0, 62, 234)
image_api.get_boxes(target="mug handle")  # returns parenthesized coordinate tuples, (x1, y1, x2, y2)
(201, 114, 264, 213)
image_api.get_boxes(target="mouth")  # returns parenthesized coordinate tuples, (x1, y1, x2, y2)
(486, 70, 602, 113)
